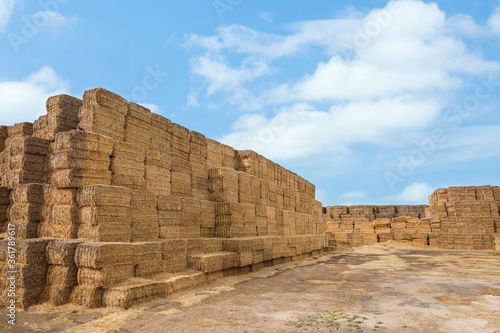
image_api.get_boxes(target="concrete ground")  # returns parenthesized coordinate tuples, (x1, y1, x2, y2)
(2, 242, 500, 333)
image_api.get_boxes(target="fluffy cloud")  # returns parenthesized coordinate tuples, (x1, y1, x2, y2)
(27, 11, 78, 29)
(394, 182, 434, 204)
(0, 0, 16, 32)
(187, 0, 500, 167)
(220, 95, 444, 159)
(489, 6, 500, 35)
(341, 191, 366, 199)
(0, 66, 69, 125)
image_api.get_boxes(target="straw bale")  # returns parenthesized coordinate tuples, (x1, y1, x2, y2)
(51, 150, 110, 170)
(150, 113, 172, 153)
(52, 168, 111, 188)
(145, 149, 171, 169)
(130, 221, 159, 241)
(188, 253, 223, 273)
(10, 221, 39, 239)
(9, 135, 50, 156)
(54, 130, 113, 154)
(103, 279, 167, 309)
(3, 286, 44, 309)
(9, 153, 47, 171)
(159, 225, 181, 239)
(80, 205, 129, 225)
(132, 242, 162, 262)
(41, 284, 74, 306)
(46, 240, 83, 265)
(77, 265, 135, 288)
(75, 242, 134, 268)
(11, 183, 43, 204)
(78, 185, 130, 207)
(2, 263, 47, 288)
(171, 156, 191, 173)
(46, 264, 78, 286)
(171, 171, 192, 196)
(158, 194, 182, 211)
(79, 88, 127, 141)
(77, 222, 131, 242)
(38, 222, 79, 239)
(135, 260, 164, 277)
(7, 122, 33, 137)
(16, 239, 51, 264)
(0, 126, 7, 150)
(71, 285, 104, 308)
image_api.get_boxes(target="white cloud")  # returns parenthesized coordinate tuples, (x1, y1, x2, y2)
(0, 66, 69, 125)
(187, 89, 199, 107)
(139, 103, 163, 115)
(220, 95, 444, 160)
(488, 6, 500, 35)
(394, 182, 434, 204)
(341, 190, 366, 199)
(190, 55, 270, 96)
(259, 12, 274, 22)
(28, 11, 78, 29)
(0, 0, 16, 32)
(188, 0, 500, 167)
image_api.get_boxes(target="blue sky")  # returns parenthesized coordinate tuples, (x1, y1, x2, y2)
(1, 0, 499, 206)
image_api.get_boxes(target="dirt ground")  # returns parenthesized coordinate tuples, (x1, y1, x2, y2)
(2, 242, 500, 333)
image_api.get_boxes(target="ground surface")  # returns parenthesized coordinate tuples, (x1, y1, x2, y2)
(2, 242, 500, 333)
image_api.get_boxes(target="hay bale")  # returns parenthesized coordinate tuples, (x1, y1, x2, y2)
(132, 242, 162, 262)
(71, 285, 104, 308)
(78, 185, 130, 207)
(17, 239, 51, 264)
(77, 222, 131, 242)
(46, 240, 83, 265)
(102, 278, 167, 309)
(135, 260, 164, 277)
(75, 242, 134, 269)
(77, 265, 135, 288)
(150, 113, 172, 153)
(78, 88, 128, 141)
(41, 284, 74, 306)
(7, 122, 33, 137)
(3, 286, 44, 309)
(45, 265, 78, 286)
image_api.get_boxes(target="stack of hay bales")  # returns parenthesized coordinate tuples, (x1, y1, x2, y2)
(73, 242, 135, 307)
(52, 129, 113, 188)
(2, 239, 51, 308)
(180, 197, 201, 238)
(8, 184, 44, 239)
(38, 186, 79, 239)
(0, 187, 10, 232)
(78, 88, 128, 141)
(206, 139, 223, 169)
(200, 200, 216, 237)
(157, 195, 182, 239)
(110, 141, 145, 188)
(124, 102, 151, 148)
(133, 242, 163, 277)
(129, 190, 158, 241)
(170, 124, 191, 197)
(426, 186, 499, 249)
(43, 240, 82, 305)
(34, 94, 82, 141)
(2, 130, 50, 188)
(145, 149, 171, 196)
(162, 239, 188, 273)
(77, 185, 131, 242)
(209, 168, 238, 204)
(189, 131, 209, 200)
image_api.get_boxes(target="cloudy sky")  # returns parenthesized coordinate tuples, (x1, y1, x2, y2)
(1, 0, 499, 205)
